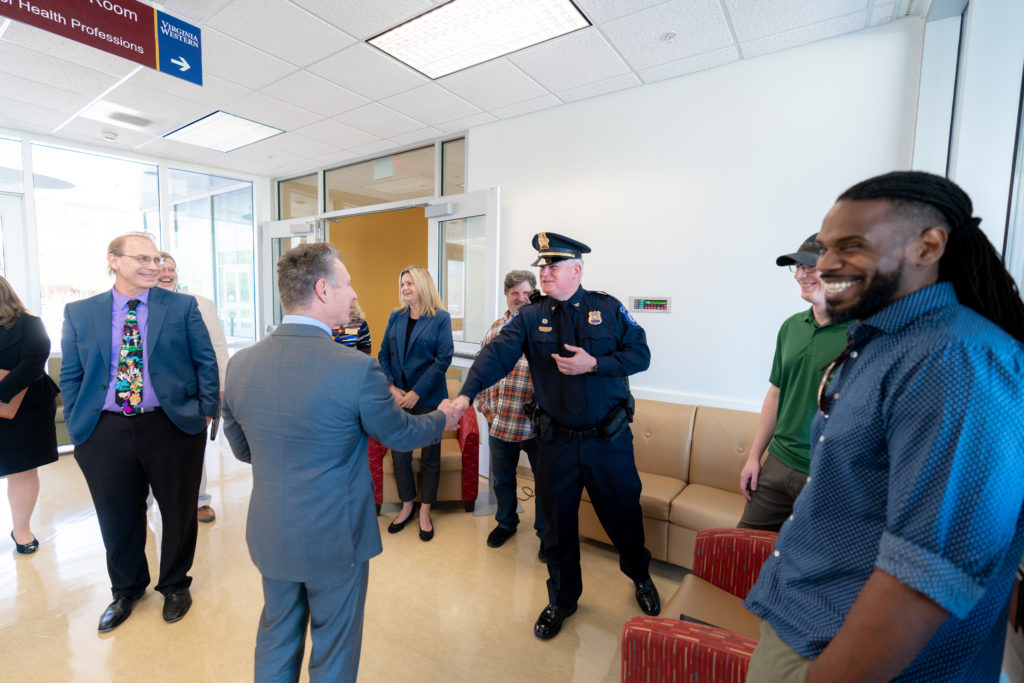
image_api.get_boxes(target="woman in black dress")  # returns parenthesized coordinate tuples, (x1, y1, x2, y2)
(0, 277, 59, 554)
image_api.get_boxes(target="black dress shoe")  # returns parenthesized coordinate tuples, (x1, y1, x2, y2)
(11, 530, 39, 554)
(419, 517, 434, 542)
(387, 509, 415, 534)
(98, 594, 143, 632)
(486, 524, 516, 548)
(162, 588, 192, 623)
(534, 603, 577, 640)
(634, 578, 661, 616)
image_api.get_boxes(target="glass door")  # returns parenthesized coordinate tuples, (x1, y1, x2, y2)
(0, 192, 32, 310)
(259, 216, 316, 334)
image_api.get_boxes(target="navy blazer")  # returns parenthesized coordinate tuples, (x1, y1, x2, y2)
(60, 287, 219, 444)
(377, 308, 453, 408)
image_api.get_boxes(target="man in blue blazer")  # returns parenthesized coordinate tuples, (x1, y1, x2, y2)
(222, 243, 453, 682)
(60, 233, 219, 633)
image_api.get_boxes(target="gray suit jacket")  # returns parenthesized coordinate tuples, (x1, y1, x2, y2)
(222, 323, 445, 581)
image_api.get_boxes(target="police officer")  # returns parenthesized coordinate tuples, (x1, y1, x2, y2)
(451, 232, 659, 640)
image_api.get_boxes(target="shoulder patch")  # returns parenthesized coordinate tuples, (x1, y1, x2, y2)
(502, 310, 520, 328)
(620, 305, 639, 326)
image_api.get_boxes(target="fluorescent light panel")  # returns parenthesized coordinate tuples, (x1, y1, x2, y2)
(369, 0, 590, 79)
(163, 111, 282, 152)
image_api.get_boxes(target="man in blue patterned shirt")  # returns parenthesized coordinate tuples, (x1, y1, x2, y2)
(745, 171, 1024, 681)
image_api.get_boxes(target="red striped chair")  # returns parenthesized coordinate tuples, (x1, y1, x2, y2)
(621, 528, 778, 682)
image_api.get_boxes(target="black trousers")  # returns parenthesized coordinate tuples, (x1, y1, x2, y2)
(391, 404, 441, 504)
(535, 428, 651, 608)
(75, 410, 206, 598)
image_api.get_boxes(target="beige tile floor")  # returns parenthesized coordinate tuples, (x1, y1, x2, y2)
(0, 435, 686, 682)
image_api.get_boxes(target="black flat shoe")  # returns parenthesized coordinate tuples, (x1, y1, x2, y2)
(419, 517, 434, 542)
(162, 588, 192, 623)
(388, 509, 415, 534)
(98, 594, 144, 632)
(634, 578, 661, 616)
(11, 531, 39, 554)
(534, 603, 577, 640)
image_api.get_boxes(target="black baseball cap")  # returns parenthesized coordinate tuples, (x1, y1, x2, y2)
(776, 233, 821, 267)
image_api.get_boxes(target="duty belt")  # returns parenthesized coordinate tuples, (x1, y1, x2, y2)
(524, 394, 635, 443)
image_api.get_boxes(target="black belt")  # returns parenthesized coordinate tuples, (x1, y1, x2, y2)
(526, 394, 635, 443)
(551, 424, 601, 441)
(107, 406, 162, 417)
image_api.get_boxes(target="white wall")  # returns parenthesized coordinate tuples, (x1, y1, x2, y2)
(467, 19, 924, 410)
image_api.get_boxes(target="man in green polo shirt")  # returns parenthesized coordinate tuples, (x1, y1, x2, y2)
(737, 234, 850, 531)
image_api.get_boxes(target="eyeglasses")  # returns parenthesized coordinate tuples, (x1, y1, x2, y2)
(817, 344, 851, 416)
(119, 254, 163, 266)
(788, 264, 818, 274)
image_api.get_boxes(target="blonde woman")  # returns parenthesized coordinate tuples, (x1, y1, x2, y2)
(0, 277, 59, 554)
(377, 266, 453, 541)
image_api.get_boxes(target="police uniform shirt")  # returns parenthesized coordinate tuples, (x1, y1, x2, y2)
(461, 285, 650, 430)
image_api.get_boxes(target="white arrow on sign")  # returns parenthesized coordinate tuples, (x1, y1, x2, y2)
(170, 57, 191, 72)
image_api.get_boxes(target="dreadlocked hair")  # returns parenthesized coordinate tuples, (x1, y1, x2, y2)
(837, 171, 1024, 342)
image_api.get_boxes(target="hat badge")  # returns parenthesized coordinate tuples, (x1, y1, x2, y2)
(537, 233, 550, 250)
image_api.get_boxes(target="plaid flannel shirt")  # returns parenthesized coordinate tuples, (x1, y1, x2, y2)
(475, 314, 533, 442)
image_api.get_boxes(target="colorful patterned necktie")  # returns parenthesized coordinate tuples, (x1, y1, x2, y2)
(116, 299, 144, 415)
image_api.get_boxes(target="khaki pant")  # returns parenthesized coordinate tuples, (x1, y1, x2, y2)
(746, 619, 811, 682)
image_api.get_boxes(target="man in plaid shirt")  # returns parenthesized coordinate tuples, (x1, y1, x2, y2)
(476, 269, 545, 556)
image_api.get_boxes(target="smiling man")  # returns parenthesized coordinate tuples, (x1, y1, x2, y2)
(60, 232, 219, 632)
(744, 172, 1024, 681)
(452, 232, 657, 641)
(737, 234, 849, 531)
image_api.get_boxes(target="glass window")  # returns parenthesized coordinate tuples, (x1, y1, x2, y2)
(440, 214, 486, 343)
(325, 146, 435, 211)
(442, 138, 465, 196)
(279, 173, 317, 219)
(32, 144, 159, 340)
(167, 168, 256, 343)
(0, 137, 22, 193)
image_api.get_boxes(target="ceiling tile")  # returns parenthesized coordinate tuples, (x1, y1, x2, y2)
(380, 84, 481, 127)
(334, 104, 424, 138)
(127, 70, 251, 109)
(871, 3, 897, 25)
(261, 71, 370, 118)
(307, 44, 428, 101)
(557, 74, 641, 103)
(1, 21, 138, 77)
(0, 96, 70, 132)
(437, 59, 549, 111)
(490, 94, 563, 120)
(574, 0, 668, 23)
(206, 0, 356, 67)
(348, 140, 397, 158)
(290, 0, 434, 40)
(146, 0, 236, 23)
(292, 119, 379, 148)
(202, 29, 297, 90)
(103, 81, 213, 128)
(600, 0, 735, 70)
(638, 45, 739, 83)
(0, 73, 91, 114)
(243, 132, 343, 162)
(228, 92, 322, 131)
(509, 28, 631, 92)
(388, 127, 443, 148)
(435, 112, 498, 135)
(741, 12, 867, 59)
(0, 42, 118, 99)
(725, 0, 868, 42)
(58, 119, 158, 150)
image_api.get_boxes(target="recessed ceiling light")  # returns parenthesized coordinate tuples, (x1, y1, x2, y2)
(163, 111, 283, 152)
(369, 0, 590, 79)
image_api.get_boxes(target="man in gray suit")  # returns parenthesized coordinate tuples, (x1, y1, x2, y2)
(222, 243, 455, 682)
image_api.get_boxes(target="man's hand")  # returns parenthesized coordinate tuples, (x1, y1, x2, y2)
(438, 399, 459, 430)
(451, 395, 471, 419)
(389, 385, 407, 402)
(551, 343, 597, 375)
(739, 457, 760, 501)
(397, 389, 419, 410)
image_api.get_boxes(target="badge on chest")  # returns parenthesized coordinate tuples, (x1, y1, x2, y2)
(588, 311, 602, 325)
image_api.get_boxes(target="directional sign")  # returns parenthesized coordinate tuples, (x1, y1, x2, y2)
(0, 0, 203, 85)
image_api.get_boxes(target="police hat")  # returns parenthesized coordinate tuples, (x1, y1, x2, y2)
(775, 233, 821, 267)
(531, 232, 591, 267)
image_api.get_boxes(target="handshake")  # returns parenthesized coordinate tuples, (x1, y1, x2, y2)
(437, 395, 472, 431)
